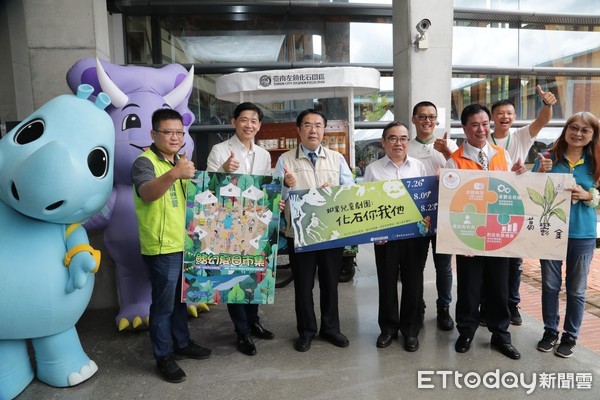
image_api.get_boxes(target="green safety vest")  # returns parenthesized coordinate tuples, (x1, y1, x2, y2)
(134, 149, 187, 255)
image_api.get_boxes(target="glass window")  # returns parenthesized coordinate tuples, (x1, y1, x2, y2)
(454, 0, 600, 13)
(453, 25, 600, 68)
(153, 14, 390, 65)
(125, 16, 153, 64)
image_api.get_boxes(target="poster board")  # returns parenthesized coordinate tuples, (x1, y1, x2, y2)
(182, 171, 282, 304)
(436, 169, 574, 259)
(289, 176, 439, 252)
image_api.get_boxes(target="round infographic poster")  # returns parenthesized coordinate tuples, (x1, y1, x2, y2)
(449, 177, 525, 251)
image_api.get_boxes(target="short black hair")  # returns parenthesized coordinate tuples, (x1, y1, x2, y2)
(152, 108, 183, 131)
(412, 101, 437, 116)
(461, 104, 491, 126)
(491, 99, 516, 113)
(296, 109, 327, 128)
(233, 102, 264, 121)
(382, 121, 409, 139)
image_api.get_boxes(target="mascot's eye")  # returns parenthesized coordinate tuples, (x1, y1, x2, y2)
(14, 119, 45, 145)
(122, 114, 141, 131)
(88, 147, 109, 178)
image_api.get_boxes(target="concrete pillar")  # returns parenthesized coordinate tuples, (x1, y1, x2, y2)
(393, 0, 454, 136)
(0, 0, 110, 124)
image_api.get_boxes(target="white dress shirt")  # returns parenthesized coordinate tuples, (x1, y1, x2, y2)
(363, 155, 427, 182)
(206, 135, 271, 175)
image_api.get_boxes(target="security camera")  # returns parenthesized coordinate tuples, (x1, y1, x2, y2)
(416, 19, 431, 35)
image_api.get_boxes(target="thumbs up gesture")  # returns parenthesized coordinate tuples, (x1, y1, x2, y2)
(223, 151, 240, 173)
(537, 85, 557, 107)
(536, 152, 553, 172)
(174, 150, 196, 179)
(283, 166, 297, 188)
(433, 132, 453, 159)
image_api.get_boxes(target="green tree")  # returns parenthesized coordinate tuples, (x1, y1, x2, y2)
(227, 283, 245, 303)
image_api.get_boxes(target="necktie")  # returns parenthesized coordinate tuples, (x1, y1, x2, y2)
(308, 152, 317, 167)
(478, 150, 488, 170)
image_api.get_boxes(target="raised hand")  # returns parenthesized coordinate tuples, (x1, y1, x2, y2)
(536, 152, 553, 172)
(283, 166, 297, 188)
(223, 151, 240, 173)
(511, 157, 526, 175)
(173, 150, 196, 179)
(434, 132, 452, 159)
(537, 85, 557, 106)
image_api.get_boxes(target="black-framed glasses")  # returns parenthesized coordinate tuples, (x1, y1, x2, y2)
(385, 136, 409, 144)
(416, 115, 437, 121)
(155, 129, 185, 137)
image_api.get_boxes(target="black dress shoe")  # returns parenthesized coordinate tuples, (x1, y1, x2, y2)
(376, 332, 397, 348)
(295, 336, 312, 352)
(320, 332, 350, 348)
(250, 322, 275, 340)
(174, 340, 213, 360)
(437, 306, 455, 331)
(455, 335, 472, 353)
(404, 336, 419, 352)
(157, 356, 186, 383)
(491, 339, 521, 360)
(237, 334, 257, 356)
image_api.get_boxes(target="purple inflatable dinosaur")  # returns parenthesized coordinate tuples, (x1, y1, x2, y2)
(66, 58, 203, 331)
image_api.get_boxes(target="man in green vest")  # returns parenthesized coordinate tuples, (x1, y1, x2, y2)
(132, 108, 212, 383)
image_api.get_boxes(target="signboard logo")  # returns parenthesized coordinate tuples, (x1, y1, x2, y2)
(259, 75, 272, 87)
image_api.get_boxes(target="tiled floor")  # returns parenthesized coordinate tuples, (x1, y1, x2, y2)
(521, 252, 600, 355)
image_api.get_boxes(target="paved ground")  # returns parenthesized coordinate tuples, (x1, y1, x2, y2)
(15, 245, 600, 400)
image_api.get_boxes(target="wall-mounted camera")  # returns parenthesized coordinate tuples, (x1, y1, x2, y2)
(413, 19, 431, 51)
(416, 19, 431, 35)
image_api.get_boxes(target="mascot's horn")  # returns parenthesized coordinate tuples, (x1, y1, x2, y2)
(164, 65, 194, 109)
(96, 58, 129, 108)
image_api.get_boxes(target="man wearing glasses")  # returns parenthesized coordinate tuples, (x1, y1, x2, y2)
(364, 122, 429, 352)
(206, 102, 274, 357)
(275, 109, 354, 352)
(132, 109, 212, 383)
(408, 101, 458, 332)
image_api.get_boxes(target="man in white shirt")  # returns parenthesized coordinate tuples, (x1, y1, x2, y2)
(408, 101, 458, 331)
(364, 122, 429, 352)
(206, 102, 274, 357)
(485, 86, 557, 326)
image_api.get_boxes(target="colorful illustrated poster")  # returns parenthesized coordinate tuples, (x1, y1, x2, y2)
(182, 171, 282, 304)
(437, 169, 574, 259)
(289, 176, 439, 252)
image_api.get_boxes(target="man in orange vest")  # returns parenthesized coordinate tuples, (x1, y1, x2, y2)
(445, 104, 526, 360)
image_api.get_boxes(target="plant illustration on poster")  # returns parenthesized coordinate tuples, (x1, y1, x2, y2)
(436, 169, 574, 260)
(182, 171, 282, 304)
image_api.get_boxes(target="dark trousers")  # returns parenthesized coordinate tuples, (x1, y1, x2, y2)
(143, 253, 190, 360)
(227, 304, 259, 336)
(374, 237, 428, 338)
(428, 235, 453, 308)
(456, 255, 511, 343)
(481, 256, 522, 309)
(508, 257, 523, 307)
(287, 238, 344, 339)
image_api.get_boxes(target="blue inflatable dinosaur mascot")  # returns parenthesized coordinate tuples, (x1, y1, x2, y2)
(0, 85, 114, 399)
